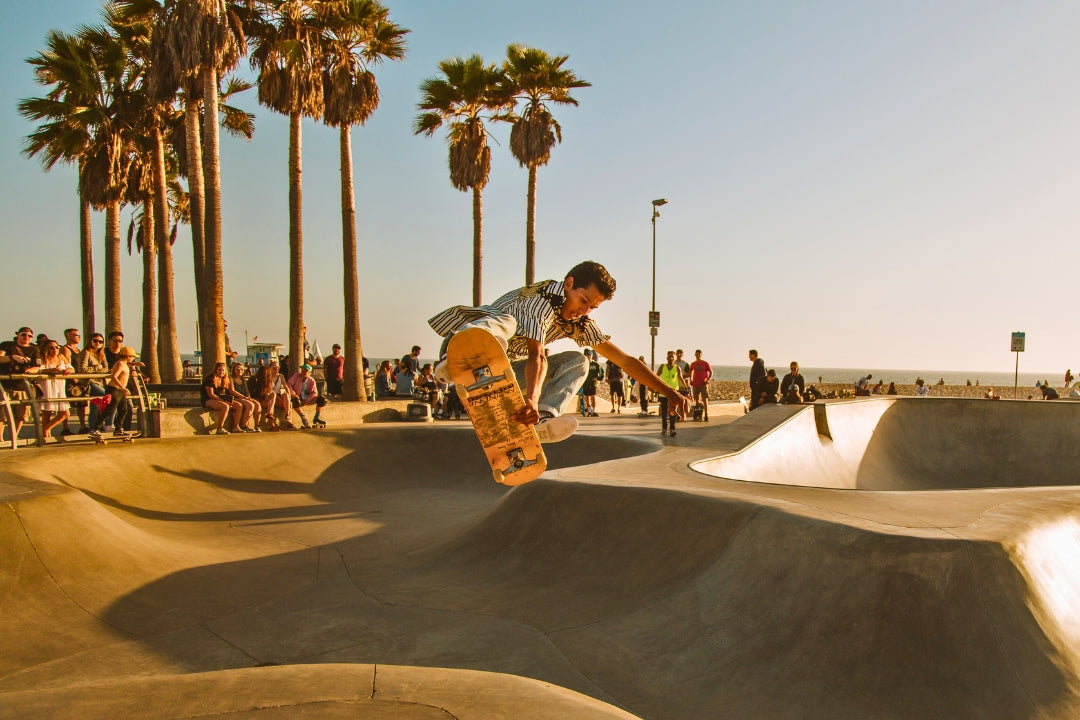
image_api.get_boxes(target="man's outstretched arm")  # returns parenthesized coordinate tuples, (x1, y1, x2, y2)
(512, 338, 548, 425)
(595, 340, 691, 418)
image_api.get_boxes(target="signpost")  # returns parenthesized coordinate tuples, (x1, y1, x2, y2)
(1011, 331, 1025, 399)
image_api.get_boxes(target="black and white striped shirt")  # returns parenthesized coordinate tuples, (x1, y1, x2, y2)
(428, 280, 609, 360)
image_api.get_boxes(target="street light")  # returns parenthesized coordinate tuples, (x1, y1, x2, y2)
(650, 198, 668, 371)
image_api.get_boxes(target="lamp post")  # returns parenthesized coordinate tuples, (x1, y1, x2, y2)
(649, 198, 668, 371)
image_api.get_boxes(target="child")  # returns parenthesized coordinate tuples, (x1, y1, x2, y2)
(430, 260, 690, 442)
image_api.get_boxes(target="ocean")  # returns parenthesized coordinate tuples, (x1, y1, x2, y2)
(183, 353, 1059, 390)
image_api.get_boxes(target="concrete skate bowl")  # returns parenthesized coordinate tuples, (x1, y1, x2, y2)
(1, 415, 1079, 719)
(691, 397, 1080, 490)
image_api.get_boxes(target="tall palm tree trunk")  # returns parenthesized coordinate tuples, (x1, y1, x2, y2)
(140, 208, 161, 384)
(472, 186, 483, 306)
(202, 66, 226, 367)
(79, 190, 96, 336)
(105, 201, 122, 336)
(185, 100, 210, 361)
(153, 126, 181, 382)
(525, 165, 538, 286)
(339, 124, 364, 401)
(288, 111, 304, 367)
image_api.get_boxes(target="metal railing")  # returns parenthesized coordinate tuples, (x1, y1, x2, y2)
(0, 371, 153, 450)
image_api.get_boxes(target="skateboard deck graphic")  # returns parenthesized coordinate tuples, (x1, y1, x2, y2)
(446, 328, 547, 486)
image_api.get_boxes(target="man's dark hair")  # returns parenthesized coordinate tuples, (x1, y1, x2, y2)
(566, 261, 616, 299)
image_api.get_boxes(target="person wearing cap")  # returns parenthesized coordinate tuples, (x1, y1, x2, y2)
(0, 327, 42, 442)
(89, 345, 137, 439)
(286, 363, 327, 428)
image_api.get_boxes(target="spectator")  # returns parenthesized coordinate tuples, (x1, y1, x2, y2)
(886, 382, 898, 395)
(202, 361, 243, 435)
(582, 349, 603, 417)
(104, 331, 125, 367)
(780, 361, 805, 404)
(757, 369, 780, 407)
(606, 358, 625, 414)
(633, 355, 650, 417)
(287, 363, 327, 428)
(855, 373, 873, 396)
(402, 345, 422, 375)
(1040, 383, 1059, 400)
(74, 333, 109, 430)
(748, 349, 766, 409)
(324, 344, 344, 397)
(374, 360, 396, 398)
(57, 328, 82, 435)
(871, 379, 884, 394)
(0, 326, 41, 442)
(30, 339, 73, 442)
(255, 361, 291, 430)
(417, 363, 443, 414)
(688, 349, 713, 420)
(657, 350, 685, 436)
(229, 362, 262, 432)
(674, 349, 691, 396)
(89, 346, 136, 439)
(182, 359, 198, 380)
(915, 378, 931, 397)
(59, 328, 81, 365)
(394, 359, 417, 398)
(985, 387, 1001, 400)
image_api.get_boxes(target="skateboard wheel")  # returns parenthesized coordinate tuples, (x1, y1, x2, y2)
(493, 469, 506, 483)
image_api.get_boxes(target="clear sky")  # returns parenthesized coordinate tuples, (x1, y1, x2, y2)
(1, 1, 1077, 375)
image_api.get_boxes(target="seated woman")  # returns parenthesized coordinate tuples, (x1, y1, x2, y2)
(256, 361, 297, 430)
(229, 362, 262, 432)
(30, 339, 73, 442)
(202, 362, 244, 435)
(418, 363, 443, 414)
(374, 360, 396, 399)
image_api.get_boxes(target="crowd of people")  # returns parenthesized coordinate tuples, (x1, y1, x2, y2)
(0, 325, 142, 443)
(7, 313, 1079, 447)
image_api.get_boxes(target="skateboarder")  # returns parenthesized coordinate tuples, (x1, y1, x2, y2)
(430, 261, 691, 443)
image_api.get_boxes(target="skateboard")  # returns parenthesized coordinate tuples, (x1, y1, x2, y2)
(93, 431, 141, 445)
(446, 328, 547, 486)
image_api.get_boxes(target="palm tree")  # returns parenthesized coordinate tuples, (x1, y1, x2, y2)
(165, 0, 248, 368)
(415, 55, 513, 305)
(19, 30, 99, 339)
(321, 0, 407, 401)
(503, 45, 590, 285)
(250, 0, 327, 366)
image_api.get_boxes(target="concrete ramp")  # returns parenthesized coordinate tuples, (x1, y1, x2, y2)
(2, 408, 1080, 719)
(692, 397, 1080, 490)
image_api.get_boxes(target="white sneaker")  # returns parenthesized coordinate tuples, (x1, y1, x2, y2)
(535, 415, 578, 443)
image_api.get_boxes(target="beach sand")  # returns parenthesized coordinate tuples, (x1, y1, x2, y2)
(600, 380, 1051, 403)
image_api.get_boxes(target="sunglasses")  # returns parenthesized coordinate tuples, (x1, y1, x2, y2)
(18, 332, 33, 337)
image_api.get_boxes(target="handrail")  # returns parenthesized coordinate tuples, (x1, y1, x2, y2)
(0, 371, 152, 450)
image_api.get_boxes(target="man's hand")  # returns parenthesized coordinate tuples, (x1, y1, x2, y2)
(512, 399, 541, 426)
(670, 392, 692, 419)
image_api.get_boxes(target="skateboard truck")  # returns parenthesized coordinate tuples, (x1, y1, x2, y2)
(466, 365, 514, 393)
(501, 447, 540, 476)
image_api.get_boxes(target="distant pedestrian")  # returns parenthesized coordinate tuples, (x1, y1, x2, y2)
(748, 349, 766, 409)
(658, 350, 685, 436)
(688, 349, 713, 420)
(1065, 368, 1073, 390)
